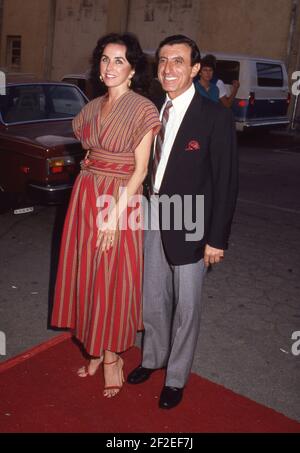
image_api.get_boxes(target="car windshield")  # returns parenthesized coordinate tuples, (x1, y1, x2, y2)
(0, 84, 87, 124)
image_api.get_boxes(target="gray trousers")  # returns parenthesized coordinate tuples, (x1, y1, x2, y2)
(142, 196, 206, 388)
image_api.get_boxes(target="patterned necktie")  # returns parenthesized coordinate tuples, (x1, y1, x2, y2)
(151, 100, 173, 193)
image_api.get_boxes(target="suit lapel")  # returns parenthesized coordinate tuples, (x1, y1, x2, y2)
(159, 91, 204, 192)
(171, 91, 203, 150)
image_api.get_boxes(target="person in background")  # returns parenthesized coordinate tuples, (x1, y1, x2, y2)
(51, 32, 161, 399)
(194, 54, 219, 103)
(220, 78, 240, 107)
(205, 53, 240, 108)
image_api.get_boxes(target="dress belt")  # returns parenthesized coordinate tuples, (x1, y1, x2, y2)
(80, 149, 135, 179)
(87, 148, 135, 163)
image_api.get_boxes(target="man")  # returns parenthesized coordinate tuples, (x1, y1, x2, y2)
(194, 54, 220, 103)
(199, 53, 240, 108)
(127, 35, 238, 409)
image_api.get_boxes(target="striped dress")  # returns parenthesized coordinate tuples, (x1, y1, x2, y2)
(51, 90, 161, 357)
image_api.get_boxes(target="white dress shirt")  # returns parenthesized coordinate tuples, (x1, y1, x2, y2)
(153, 83, 195, 193)
(216, 79, 229, 98)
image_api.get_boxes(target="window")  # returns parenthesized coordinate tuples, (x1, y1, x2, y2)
(0, 84, 87, 124)
(49, 85, 85, 116)
(215, 60, 240, 84)
(6, 35, 21, 70)
(256, 63, 283, 87)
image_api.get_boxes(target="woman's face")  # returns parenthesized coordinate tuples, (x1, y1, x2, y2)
(100, 43, 134, 90)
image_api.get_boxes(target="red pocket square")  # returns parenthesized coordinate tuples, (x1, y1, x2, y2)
(185, 140, 200, 151)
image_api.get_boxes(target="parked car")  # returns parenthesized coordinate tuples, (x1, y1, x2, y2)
(0, 79, 88, 211)
(211, 52, 290, 131)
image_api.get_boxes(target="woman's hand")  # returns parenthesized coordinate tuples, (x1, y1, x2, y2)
(96, 212, 118, 252)
(95, 129, 154, 253)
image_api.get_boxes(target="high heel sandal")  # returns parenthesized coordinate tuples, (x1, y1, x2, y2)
(103, 356, 125, 398)
(77, 356, 103, 378)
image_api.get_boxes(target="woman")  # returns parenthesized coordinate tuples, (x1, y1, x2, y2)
(51, 33, 161, 398)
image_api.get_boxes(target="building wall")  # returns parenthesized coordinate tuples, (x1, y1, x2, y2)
(127, 0, 293, 60)
(1, 0, 300, 90)
(51, 0, 108, 80)
(287, 0, 300, 73)
(196, 0, 292, 60)
(0, 0, 51, 76)
(289, 4, 300, 127)
(0, 0, 4, 63)
(127, 0, 201, 50)
(127, 0, 299, 118)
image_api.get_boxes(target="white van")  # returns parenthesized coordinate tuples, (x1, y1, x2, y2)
(211, 52, 290, 131)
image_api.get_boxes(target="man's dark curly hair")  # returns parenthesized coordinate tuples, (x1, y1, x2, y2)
(155, 34, 201, 66)
(90, 32, 148, 95)
(201, 54, 217, 72)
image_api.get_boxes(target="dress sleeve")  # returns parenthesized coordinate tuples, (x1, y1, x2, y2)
(132, 101, 161, 149)
(72, 108, 85, 141)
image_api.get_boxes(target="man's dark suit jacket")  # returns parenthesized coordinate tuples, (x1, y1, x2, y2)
(145, 90, 238, 266)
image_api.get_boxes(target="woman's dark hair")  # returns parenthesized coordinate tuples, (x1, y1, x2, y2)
(155, 34, 201, 66)
(201, 54, 217, 72)
(90, 32, 148, 95)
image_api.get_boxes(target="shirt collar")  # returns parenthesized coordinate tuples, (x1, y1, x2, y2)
(164, 83, 195, 115)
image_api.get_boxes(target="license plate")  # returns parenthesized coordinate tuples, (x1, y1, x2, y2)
(13, 207, 34, 215)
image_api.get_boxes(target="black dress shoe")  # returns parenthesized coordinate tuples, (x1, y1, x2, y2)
(159, 386, 184, 409)
(127, 365, 155, 384)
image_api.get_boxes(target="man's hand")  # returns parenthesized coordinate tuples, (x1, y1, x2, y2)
(231, 80, 240, 95)
(204, 244, 224, 267)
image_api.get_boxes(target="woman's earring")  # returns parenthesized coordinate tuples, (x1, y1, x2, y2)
(99, 75, 103, 82)
(128, 72, 135, 88)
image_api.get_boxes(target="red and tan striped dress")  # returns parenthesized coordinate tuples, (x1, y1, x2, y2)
(51, 90, 161, 356)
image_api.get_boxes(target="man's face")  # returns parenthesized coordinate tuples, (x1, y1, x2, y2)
(200, 66, 214, 82)
(157, 43, 200, 99)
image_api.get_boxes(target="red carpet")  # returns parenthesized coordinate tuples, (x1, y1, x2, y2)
(0, 334, 299, 433)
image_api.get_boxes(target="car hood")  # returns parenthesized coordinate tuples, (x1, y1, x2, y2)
(1, 120, 79, 148)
